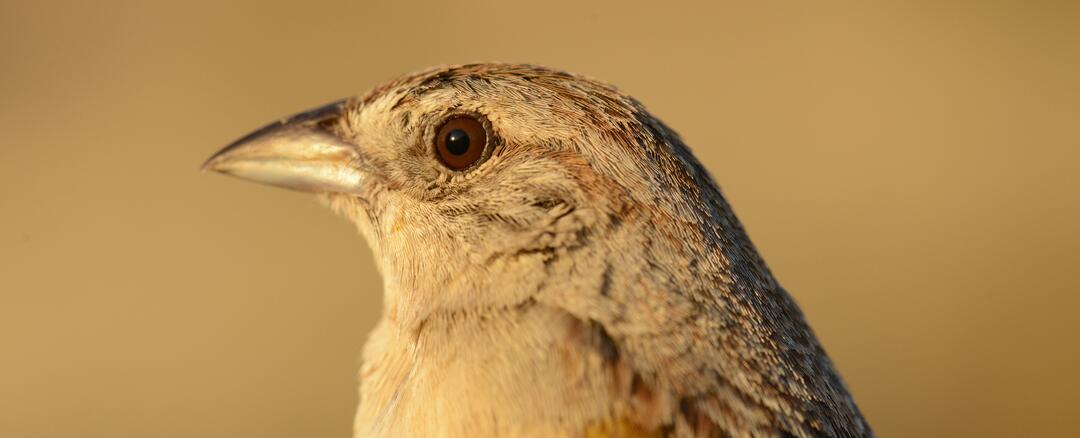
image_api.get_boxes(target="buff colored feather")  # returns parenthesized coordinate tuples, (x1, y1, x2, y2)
(205, 64, 873, 437)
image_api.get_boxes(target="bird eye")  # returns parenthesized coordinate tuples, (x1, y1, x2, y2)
(435, 116, 488, 170)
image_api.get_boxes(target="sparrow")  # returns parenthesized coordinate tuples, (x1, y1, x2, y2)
(204, 64, 873, 438)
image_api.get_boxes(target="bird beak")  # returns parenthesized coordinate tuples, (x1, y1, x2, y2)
(202, 99, 366, 195)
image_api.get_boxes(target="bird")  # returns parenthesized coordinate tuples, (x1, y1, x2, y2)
(203, 63, 873, 438)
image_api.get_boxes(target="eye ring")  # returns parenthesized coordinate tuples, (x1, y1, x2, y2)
(435, 115, 489, 171)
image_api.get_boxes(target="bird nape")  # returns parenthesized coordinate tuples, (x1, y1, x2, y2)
(204, 63, 873, 438)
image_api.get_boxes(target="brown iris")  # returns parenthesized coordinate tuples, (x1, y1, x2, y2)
(435, 116, 488, 170)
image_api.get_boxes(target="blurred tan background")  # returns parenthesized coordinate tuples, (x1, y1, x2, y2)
(2, 1, 1078, 437)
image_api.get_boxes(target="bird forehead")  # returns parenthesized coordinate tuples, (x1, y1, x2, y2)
(348, 64, 697, 195)
(358, 64, 626, 118)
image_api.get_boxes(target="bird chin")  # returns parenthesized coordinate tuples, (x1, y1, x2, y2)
(318, 192, 382, 249)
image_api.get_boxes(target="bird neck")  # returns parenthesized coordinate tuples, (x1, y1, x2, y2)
(354, 300, 624, 437)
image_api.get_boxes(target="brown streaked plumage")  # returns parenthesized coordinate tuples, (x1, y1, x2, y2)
(204, 63, 873, 437)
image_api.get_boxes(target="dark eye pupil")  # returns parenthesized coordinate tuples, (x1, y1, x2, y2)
(445, 129, 470, 155)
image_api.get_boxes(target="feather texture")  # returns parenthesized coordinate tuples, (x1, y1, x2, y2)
(211, 63, 873, 437)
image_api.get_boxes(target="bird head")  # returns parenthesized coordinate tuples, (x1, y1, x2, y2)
(205, 64, 729, 327)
